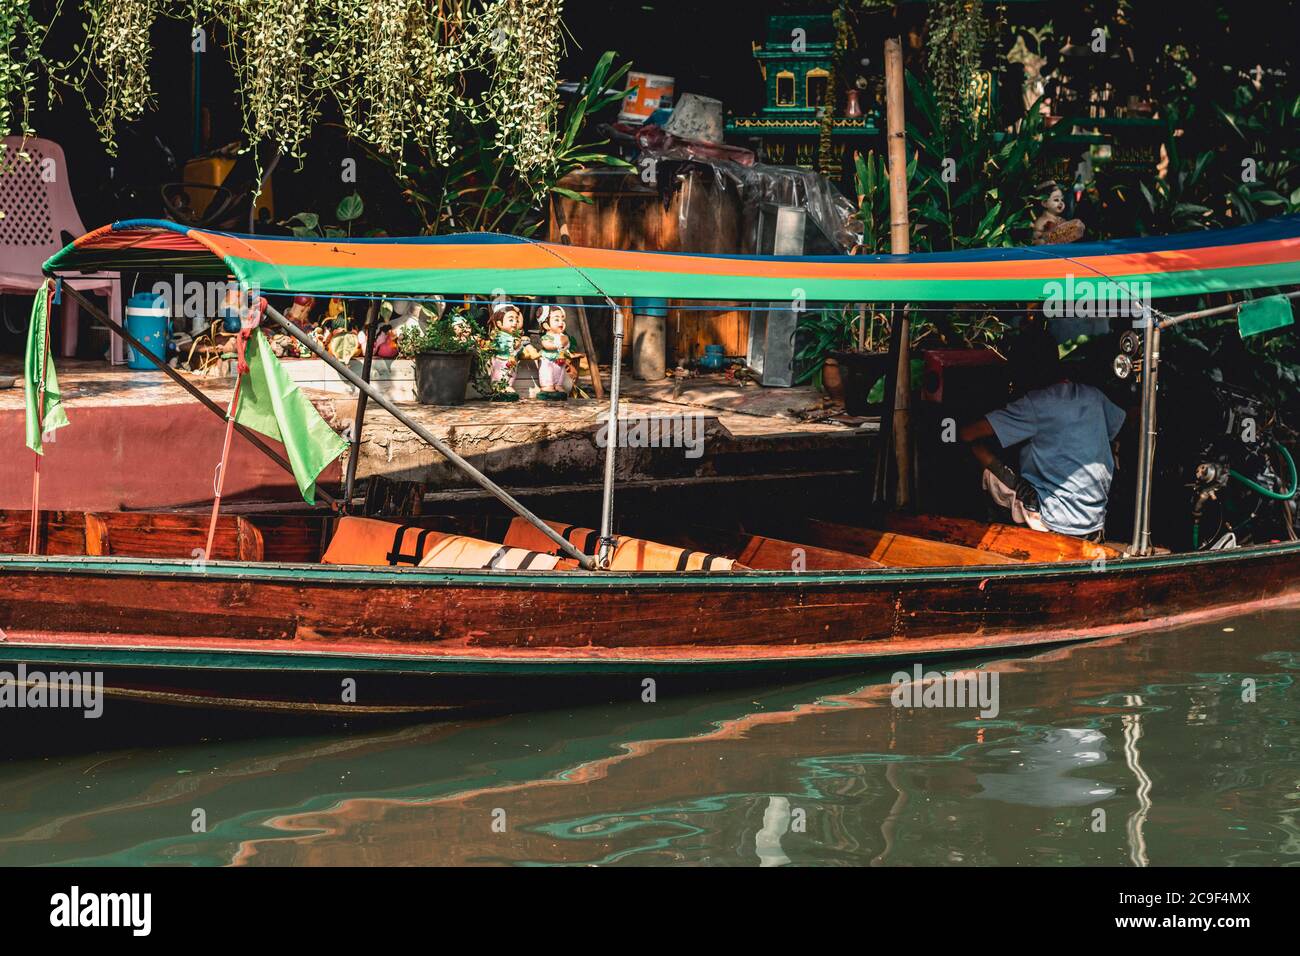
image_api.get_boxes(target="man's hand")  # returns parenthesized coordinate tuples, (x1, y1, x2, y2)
(1014, 476, 1041, 513)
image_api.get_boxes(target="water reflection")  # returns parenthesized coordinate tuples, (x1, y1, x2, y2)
(0, 607, 1296, 866)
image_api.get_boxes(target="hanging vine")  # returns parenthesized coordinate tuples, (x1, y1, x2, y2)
(321, 0, 489, 162)
(817, 5, 853, 178)
(1, 0, 62, 140)
(209, 0, 321, 164)
(924, 0, 992, 130)
(483, 0, 564, 181)
(14, 0, 583, 200)
(71, 0, 160, 152)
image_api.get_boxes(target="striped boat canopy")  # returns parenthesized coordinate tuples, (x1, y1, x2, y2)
(45, 215, 1300, 303)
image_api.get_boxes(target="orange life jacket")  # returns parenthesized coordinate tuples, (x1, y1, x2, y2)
(502, 517, 734, 572)
(323, 516, 561, 570)
(417, 535, 560, 571)
(322, 517, 450, 566)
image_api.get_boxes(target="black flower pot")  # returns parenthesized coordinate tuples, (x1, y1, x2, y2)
(830, 350, 893, 417)
(414, 351, 473, 405)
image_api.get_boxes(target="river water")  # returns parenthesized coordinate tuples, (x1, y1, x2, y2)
(1, 608, 1296, 866)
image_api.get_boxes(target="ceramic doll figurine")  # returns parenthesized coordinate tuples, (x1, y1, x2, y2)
(374, 325, 399, 359)
(1031, 180, 1085, 245)
(450, 308, 475, 346)
(487, 303, 525, 401)
(535, 305, 572, 400)
(284, 295, 315, 328)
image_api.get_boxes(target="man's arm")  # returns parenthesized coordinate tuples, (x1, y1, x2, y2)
(960, 416, 1040, 511)
(958, 418, 995, 443)
(959, 418, 1002, 472)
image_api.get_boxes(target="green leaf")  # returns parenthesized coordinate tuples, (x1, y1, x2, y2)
(550, 186, 589, 202)
(336, 192, 364, 222)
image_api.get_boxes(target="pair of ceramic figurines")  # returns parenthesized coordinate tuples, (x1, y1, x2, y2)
(484, 303, 573, 402)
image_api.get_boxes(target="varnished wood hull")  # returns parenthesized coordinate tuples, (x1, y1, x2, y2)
(2, 541, 1299, 712)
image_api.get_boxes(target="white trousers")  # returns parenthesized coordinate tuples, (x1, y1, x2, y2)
(982, 470, 1050, 533)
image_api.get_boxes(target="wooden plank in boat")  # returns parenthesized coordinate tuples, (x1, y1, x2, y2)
(735, 535, 884, 571)
(750, 517, 1019, 567)
(1, 508, 327, 563)
(0, 510, 87, 556)
(627, 520, 885, 571)
(882, 513, 1122, 563)
(84, 514, 110, 556)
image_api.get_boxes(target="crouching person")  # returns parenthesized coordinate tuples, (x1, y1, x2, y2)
(958, 327, 1127, 541)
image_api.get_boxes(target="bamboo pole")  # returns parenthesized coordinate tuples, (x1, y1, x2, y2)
(570, 299, 605, 400)
(204, 374, 243, 559)
(884, 37, 913, 509)
(29, 283, 52, 555)
(57, 283, 337, 507)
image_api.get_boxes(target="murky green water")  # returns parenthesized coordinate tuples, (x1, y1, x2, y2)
(1, 609, 1297, 866)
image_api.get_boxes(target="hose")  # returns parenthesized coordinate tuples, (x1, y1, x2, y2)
(1229, 442, 1298, 501)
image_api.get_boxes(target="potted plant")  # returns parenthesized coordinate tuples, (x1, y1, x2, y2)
(395, 307, 479, 405)
(795, 306, 894, 415)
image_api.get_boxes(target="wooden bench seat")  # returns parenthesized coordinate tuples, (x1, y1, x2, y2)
(881, 513, 1122, 562)
(745, 517, 1021, 568)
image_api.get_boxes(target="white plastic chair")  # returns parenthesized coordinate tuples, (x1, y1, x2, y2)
(0, 137, 123, 363)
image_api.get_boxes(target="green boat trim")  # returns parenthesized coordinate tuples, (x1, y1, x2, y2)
(3, 538, 1300, 589)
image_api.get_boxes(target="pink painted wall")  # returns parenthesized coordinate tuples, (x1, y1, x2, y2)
(0, 404, 340, 510)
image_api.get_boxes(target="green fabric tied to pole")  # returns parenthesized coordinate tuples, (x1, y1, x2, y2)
(234, 331, 348, 503)
(24, 279, 70, 454)
(1238, 294, 1295, 338)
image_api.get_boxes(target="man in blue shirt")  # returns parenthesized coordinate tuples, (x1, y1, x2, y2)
(958, 329, 1128, 539)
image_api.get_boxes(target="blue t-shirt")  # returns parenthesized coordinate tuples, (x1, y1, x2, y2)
(985, 382, 1126, 536)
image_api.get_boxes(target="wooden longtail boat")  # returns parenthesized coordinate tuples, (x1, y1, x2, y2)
(3, 217, 1300, 713)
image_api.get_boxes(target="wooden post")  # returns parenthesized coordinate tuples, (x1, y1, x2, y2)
(884, 37, 913, 509)
(343, 300, 380, 507)
(571, 299, 605, 400)
(204, 374, 243, 560)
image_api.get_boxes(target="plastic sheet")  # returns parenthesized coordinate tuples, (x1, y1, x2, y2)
(647, 155, 863, 253)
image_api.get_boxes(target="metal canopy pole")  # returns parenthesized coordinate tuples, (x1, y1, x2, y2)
(1129, 290, 1300, 556)
(1157, 289, 1300, 331)
(262, 302, 596, 569)
(1130, 309, 1159, 556)
(342, 300, 380, 507)
(597, 301, 625, 568)
(58, 282, 338, 507)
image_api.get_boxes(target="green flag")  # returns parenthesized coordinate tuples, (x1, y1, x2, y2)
(234, 331, 348, 503)
(1238, 294, 1295, 338)
(24, 280, 69, 455)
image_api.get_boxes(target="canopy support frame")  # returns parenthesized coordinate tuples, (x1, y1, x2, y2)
(1130, 289, 1300, 555)
(261, 302, 597, 570)
(342, 300, 380, 509)
(57, 281, 338, 508)
(597, 301, 624, 568)
(1130, 309, 1160, 556)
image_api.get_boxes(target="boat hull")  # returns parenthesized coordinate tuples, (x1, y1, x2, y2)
(2, 542, 1299, 712)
